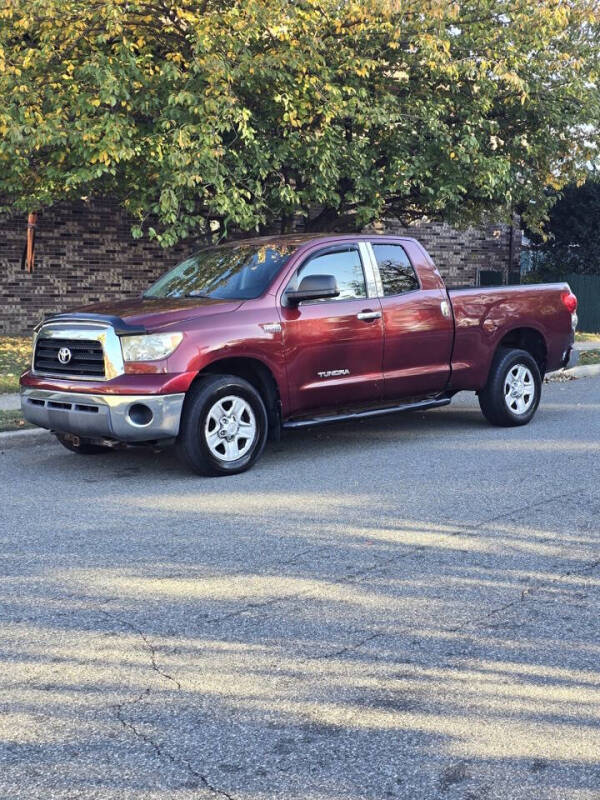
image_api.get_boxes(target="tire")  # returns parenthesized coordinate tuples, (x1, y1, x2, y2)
(55, 433, 113, 455)
(478, 348, 542, 427)
(176, 375, 268, 476)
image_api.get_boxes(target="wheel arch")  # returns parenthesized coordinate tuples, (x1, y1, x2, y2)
(493, 326, 548, 378)
(191, 356, 282, 440)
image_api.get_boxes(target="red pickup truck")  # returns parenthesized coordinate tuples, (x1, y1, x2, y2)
(20, 234, 578, 476)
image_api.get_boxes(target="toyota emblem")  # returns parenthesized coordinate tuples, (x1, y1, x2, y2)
(57, 347, 72, 365)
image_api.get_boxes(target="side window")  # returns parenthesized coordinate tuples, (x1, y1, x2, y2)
(372, 244, 420, 296)
(291, 247, 367, 302)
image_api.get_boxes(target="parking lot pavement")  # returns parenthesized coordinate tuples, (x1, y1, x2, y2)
(1, 377, 599, 800)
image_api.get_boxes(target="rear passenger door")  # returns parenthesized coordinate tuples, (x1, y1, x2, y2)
(368, 241, 454, 399)
(279, 244, 384, 417)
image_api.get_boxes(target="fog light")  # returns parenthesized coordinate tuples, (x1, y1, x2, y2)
(128, 403, 154, 427)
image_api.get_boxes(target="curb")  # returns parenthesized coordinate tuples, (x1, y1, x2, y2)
(550, 363, 600, 380)
(574, 341, 600, 352)
(568, 363, 600, 378)
(0, 428, 53, 450)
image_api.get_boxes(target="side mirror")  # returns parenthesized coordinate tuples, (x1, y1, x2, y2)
(285, 274, 340, 306)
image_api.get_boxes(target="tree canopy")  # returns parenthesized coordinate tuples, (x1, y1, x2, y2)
(525, 176, 600, 277)
(1, 0, 599, 245)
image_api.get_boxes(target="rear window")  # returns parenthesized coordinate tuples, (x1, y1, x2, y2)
(372, 244, 420, 296)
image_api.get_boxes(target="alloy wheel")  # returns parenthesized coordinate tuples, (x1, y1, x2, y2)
(204, 395, 257, 462)
(504, 364, 535, 415)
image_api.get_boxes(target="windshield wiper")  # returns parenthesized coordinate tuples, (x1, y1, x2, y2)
(184, 291, 213, 298)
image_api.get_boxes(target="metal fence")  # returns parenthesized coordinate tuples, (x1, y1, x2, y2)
(565, 274, 600, 333)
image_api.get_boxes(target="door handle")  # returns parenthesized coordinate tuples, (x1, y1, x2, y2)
(357, 310, 382, 321)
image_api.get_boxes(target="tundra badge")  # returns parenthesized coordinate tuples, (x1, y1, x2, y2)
(317, 369, 350, 378)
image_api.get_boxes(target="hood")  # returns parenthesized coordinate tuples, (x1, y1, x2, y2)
(71, 296, 244, 331)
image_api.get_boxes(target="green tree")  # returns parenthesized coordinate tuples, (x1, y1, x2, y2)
(1, 0, 599, 246)
(526, 177, 600, 278)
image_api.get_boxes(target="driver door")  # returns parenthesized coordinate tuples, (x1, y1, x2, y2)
(279, 244, 384, 417)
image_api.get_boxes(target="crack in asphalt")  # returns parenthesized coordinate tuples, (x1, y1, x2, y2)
(215, 485, 594, 641)
(456, 552, 600, 633)
(463, 485, 584, 532)
(314, 631, 385, 659)
(280, 487, 600, 657)
(98, 615, 237, 800)
(111, 690, 237, 800)
(208, 543, 425, 624)
(203, 542, 337, 624)
(203, 542, 425, 670)
(98, 607, 182, 690)
(78, 484, 600, 676)
(443, 487, 600, 634)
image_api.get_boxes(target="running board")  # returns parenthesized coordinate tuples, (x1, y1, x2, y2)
(282, 397, 451, 430)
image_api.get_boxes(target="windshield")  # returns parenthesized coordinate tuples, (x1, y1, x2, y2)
(144, 243, 297, 301)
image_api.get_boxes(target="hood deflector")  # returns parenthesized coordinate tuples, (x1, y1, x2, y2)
(40, 312, 147, 336)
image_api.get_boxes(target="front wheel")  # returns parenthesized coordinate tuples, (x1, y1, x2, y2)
(176, 375, 268, 476)
(478, 348, 542, 427)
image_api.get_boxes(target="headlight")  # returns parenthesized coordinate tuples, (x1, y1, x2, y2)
(120, 332, 183, 362)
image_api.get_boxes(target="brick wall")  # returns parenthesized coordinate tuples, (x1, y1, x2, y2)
(0, 200, 196, 335)
(0, 199, 520, 335)
(378, 217, 520, 287)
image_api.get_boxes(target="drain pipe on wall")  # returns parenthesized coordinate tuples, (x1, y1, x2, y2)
(21, 212, 38, 273)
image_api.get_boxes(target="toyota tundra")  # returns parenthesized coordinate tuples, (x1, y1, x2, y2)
(20, 234, 579, 475)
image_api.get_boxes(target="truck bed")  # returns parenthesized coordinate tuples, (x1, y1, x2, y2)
(448, 282, 573, 390)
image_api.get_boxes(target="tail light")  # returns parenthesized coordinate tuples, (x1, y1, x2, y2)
(561, 289, 578, 313)
(561, 289, 578, 332)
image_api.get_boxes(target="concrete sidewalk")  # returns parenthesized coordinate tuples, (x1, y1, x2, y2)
(0, 392, 19, 411)
(575, 339, 600, 351)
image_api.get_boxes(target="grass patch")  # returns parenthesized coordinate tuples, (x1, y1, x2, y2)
(579, 349, 600, 366)
(0, 410, 34, 433)
(0, 336, 31, 394)
(575, 332, 600, 343)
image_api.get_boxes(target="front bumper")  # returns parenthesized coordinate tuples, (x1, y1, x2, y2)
(21, 388, 185, 442)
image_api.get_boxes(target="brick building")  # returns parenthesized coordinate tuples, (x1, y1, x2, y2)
(0, 199, 521, 335)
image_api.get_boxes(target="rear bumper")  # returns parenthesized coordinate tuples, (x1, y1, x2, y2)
(563, 347, 580, 370)
(21, 388, 185, 442)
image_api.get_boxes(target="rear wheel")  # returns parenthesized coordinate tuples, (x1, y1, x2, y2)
(176, 375, 268, 476)
(55, 433, 113, 455)
(478, 348, 542, 427)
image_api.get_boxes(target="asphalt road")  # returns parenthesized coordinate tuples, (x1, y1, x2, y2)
(1, 378, 599, 800)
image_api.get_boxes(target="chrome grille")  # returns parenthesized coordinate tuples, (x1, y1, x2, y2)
(34, 337, 105, 378)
